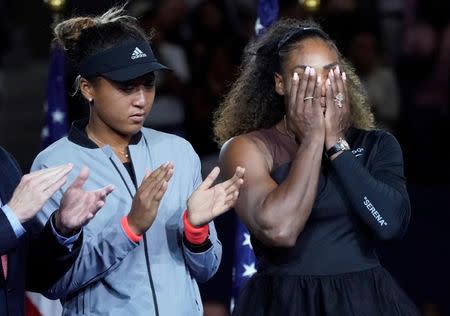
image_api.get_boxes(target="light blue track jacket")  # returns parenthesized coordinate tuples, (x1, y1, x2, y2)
(31, 121, 222, 316)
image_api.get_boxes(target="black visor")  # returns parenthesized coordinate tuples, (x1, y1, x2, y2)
(79, 41, 170, 82)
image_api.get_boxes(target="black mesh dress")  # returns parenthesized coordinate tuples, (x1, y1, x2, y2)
(233, 127, 420, 316)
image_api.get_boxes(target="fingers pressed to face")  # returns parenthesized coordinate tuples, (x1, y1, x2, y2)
(325, 78, 335, 115)
(302, 67, 317, 109)
(298, 67, 310, 93)
(313, 75, 322, 108)
(297, 66, 317, 107)
(334, 66, 345, 95)
(288, 72, 300, 112)
(341, 70, 348, 103)
(329, 68, 339, 97)
(294, 67, 310, 109)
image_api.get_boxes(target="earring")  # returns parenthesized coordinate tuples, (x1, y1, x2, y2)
(88, 98, 93, 106)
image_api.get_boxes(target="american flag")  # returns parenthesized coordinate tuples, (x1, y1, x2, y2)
(40, 42, 68, 150)
(25, 41, 68, 316)
(230, 0, 279, 311)
(254, 0, 279, 36)
(230, 217, 257, 310)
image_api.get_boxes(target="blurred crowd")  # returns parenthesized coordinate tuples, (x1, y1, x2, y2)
(0, 0, 449, 315)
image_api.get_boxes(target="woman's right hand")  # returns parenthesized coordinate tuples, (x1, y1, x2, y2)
(285, 67, 325, 145)
(127, 162, 174, 235)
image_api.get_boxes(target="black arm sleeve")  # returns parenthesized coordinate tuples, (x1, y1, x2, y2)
(25, 214, 83, 292)
(331, 133, 411, 240)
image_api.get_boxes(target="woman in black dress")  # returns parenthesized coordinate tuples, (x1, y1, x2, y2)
(214, 19, 420, 315)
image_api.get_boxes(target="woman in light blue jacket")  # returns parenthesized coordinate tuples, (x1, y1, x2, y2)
(31, 6, 244, 316)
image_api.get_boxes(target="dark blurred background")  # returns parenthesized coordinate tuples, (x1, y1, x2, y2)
(0, 0, 449, 315)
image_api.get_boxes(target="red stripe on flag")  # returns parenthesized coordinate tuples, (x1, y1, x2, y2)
(25, 296, 43, 316)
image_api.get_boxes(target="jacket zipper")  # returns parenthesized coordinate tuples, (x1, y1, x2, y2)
(109, 157, 160, 316)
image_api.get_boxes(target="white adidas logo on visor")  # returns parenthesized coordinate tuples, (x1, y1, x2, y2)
(131, 47, 147, 60)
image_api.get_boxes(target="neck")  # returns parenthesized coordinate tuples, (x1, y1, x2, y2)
(86, 116, 131, 147)
(86, 118, 131, 162)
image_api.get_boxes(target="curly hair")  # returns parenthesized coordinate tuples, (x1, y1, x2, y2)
(213, 19, 375, 145)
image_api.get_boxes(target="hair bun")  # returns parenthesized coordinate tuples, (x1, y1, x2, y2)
(54, 17, 96, 50)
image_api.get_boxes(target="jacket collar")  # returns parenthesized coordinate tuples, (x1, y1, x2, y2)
(68, 118, 142, 148)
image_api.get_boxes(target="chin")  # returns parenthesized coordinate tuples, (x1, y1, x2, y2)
(124, 125, 143, 136)
(131, 125, 143, 134)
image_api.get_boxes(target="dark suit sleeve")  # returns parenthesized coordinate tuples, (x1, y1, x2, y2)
(0, 209, 21, 254)
(25, 214, 83, 292)
(0, 147, 22, 254)
(0, 146, 83, 293)
(331, 132, 411, 240)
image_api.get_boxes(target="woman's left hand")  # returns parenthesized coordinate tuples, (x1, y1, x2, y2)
(324, 65, 350, 149)
(187, 166, 245, 227)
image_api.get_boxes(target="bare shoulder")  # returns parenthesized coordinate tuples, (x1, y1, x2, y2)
(219, 133, 272, 178)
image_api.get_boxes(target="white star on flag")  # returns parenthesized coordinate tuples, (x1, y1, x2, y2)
(255, 17, 263, 34)
(41, 126, 49, 139)
(52, 109, 65, 124)
(242, 233, 253, 250)
(242, 263, 257, 277)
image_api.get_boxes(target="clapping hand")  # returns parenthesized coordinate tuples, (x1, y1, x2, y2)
(8, 164, 74, 223)
(55, 167, 114, 236)
(187, 166, 245, 227)
(127, 162, 174, 235)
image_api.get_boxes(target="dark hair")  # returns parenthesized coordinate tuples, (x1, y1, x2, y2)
(213, 18, 375, 145)
(54, 5, 153, 74)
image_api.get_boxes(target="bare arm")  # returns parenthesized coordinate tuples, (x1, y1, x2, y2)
(219, 134, 323, 248)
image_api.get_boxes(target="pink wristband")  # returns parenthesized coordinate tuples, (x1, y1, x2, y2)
(183, 210, 209, 245)
(121, 216, 142, 243)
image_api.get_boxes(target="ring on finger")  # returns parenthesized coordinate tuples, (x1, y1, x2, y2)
(303, 96, 315, 101)
(333, 92, 344, 108)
